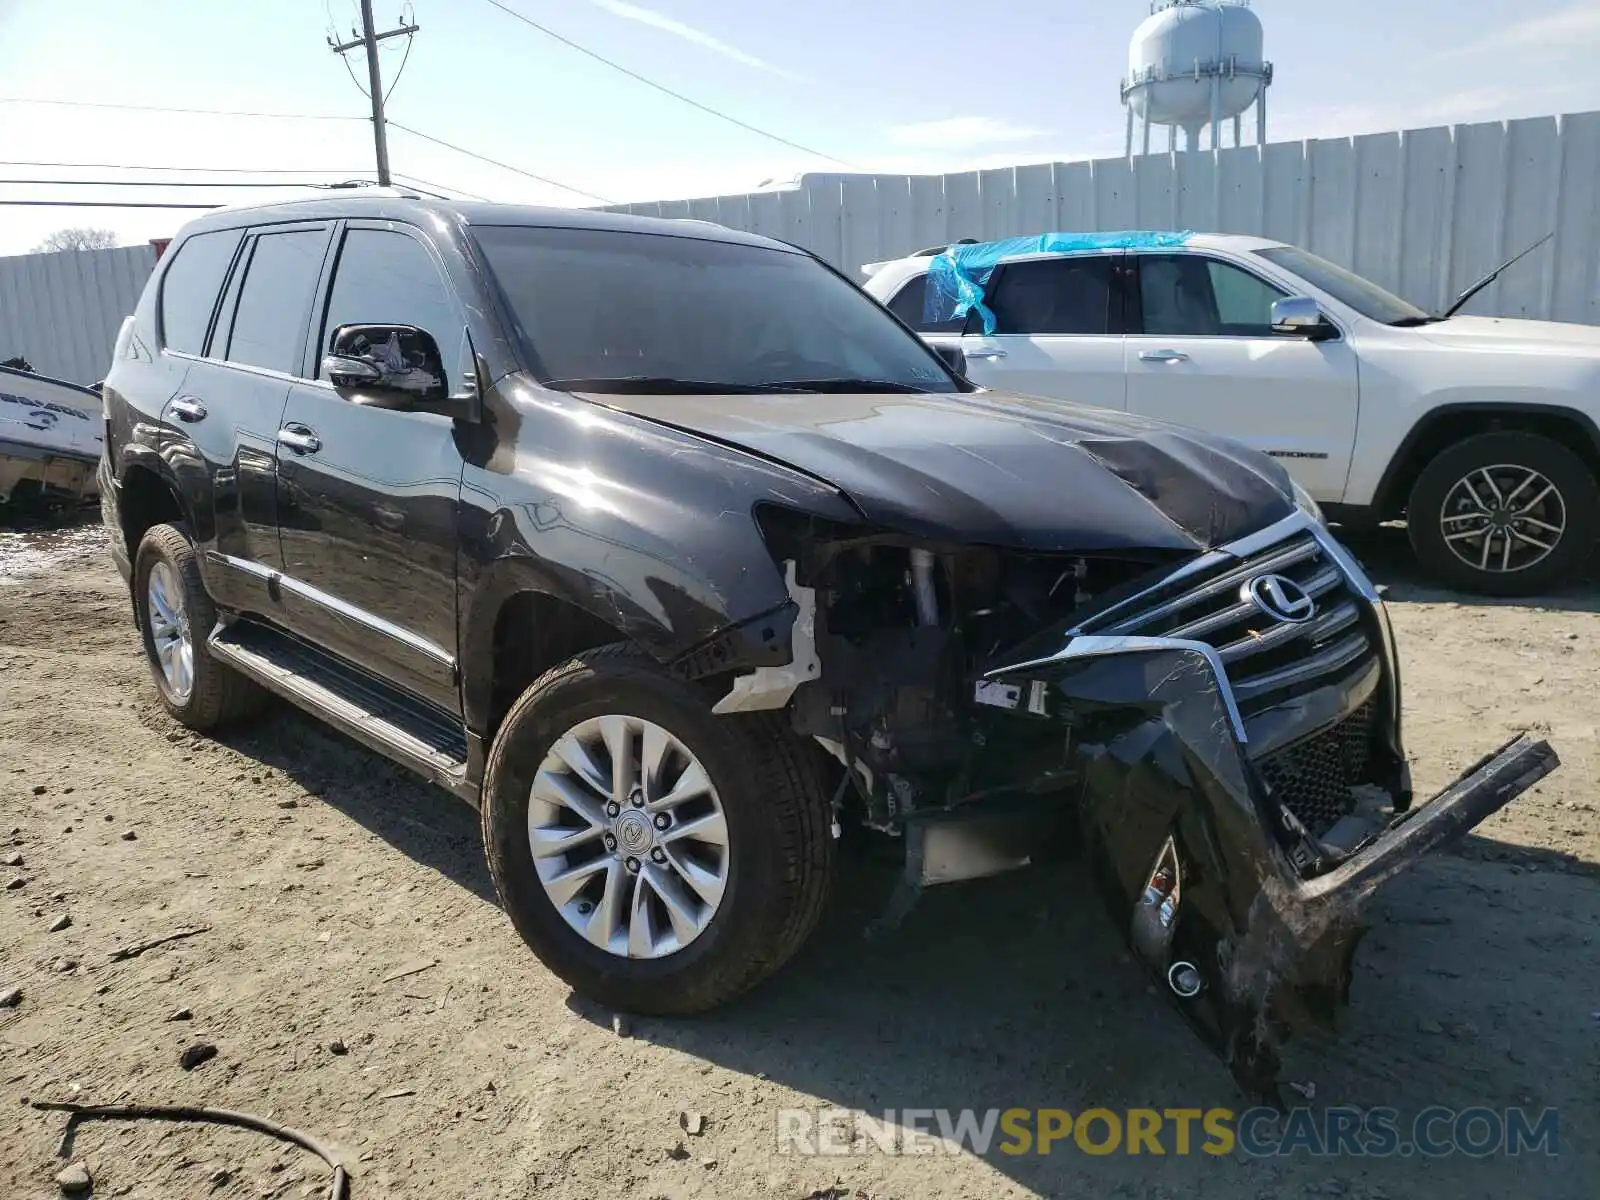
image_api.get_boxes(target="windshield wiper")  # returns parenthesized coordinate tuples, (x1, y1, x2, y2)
(1435, 231, 1554, 321)
(1386, 315, 1441, 327)
(770, 378, 931, 393)
(542, 376, 806, 395)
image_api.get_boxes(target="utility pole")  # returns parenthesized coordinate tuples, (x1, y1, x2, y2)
(330, 3, 419, 186)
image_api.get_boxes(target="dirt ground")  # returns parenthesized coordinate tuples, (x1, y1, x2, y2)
(2, 514, 1596, 1199)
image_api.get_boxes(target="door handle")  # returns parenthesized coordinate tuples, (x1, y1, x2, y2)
(278, 424, 322, 455)
(1139, 349, 1190, 363)
(169, 396, 207, 423)
(965, 347, 1008, 360)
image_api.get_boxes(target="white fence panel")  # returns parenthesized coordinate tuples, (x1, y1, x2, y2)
(606, 109, 1600, 326)
(0, 244, 155, 384)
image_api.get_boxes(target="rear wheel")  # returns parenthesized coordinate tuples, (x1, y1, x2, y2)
(133, 523, 264, 729)
(1407, 432, 1597, 596)
(480, 644, 834, 1014)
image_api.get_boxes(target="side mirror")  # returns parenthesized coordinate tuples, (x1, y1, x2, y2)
(323, 323, 468, 414)
(932, 344, 968, 377)
(1271, 297, 1337, 340)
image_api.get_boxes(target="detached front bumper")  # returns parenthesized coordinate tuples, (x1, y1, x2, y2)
(989, 634, 1558, 1102)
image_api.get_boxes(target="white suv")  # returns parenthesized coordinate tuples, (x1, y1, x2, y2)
(863, 232, 1600, 595)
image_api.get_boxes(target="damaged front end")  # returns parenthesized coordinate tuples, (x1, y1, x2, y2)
(989, 633, 1555, 1100)
(730, 506, 1558, 1100)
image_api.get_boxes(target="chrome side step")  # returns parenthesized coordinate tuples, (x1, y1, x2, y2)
(208, 619, 476, 804)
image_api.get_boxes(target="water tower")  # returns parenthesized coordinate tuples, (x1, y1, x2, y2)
(1122, 0, 1273, 157)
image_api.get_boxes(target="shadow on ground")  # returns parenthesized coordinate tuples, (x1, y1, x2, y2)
(216, 706, 496, 903)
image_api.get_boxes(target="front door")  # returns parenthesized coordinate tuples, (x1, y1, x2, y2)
(942, 253, 1127, 411)
(1123, 253, 1359, 501)
(274, 223, 468, 712)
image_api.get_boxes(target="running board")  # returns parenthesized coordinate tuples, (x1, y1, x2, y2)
(208, 619, 476, 804)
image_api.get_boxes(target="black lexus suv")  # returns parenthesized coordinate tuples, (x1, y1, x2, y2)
(99, 194, 1556, 1099)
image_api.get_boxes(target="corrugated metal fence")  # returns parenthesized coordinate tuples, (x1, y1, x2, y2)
(610, 109, 1600, 326)
(0, 244, 156, 385)
(2, 110, 1598, 386)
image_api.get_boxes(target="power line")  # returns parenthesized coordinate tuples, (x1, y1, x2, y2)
(0, 160, 372, 175)
(0, 200, 222, 209)
(5, 174, 481, 204)
(478, 0, 852, 167)
(0, 96, 604, 206)
(391, 173, 491, 202)
(387, 121, 614, 204)
(0, 162, 486, 200)
(0, 178, 361, 189)
(0, 96, 360, 121)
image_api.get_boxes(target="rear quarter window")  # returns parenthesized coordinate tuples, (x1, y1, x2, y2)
(885, 273, 967, 334)
(159, 229, 244, 355)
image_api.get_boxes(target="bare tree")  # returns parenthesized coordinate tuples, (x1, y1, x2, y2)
(31, 227, 120, 253)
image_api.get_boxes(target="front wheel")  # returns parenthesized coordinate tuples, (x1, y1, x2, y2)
(480, 644, 834, 1014)
(1407, 432, 1597, 596)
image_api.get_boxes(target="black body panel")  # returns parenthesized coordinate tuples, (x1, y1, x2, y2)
(588, 390, 1296, 553)
(452, 377, 861, 734)
(275, 380, 466, 713)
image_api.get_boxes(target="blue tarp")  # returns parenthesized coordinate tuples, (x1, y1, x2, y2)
(926, 230, 1195, 333)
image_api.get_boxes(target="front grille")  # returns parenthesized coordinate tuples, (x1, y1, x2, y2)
(1256, 701, 1375, 835)
(1076, 530, 1377, 714)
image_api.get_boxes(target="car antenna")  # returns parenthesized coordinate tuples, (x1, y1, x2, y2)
(1440, 231, 1554, 319)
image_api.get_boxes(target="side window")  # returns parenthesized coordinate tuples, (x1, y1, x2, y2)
(159, 229, 243, 355)
(1208, 260, 1288, 335)
(319, 229, 463, 390)
(985, 256, 1114, 335)
(885, 273, 966, 335)
(224, 230, 328, 374)
(1138, 254, 1287, 337)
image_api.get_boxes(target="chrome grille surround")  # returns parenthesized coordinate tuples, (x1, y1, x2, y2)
(1067, 512, 1389, 719)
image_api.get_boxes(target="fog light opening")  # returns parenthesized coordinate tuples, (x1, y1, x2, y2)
(1168, 961, 1204, 998)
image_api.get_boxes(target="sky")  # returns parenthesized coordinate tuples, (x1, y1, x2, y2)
(0, 0, 1598, 255)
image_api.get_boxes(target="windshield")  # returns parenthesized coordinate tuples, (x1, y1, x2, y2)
(474, 225, 961, 393)
(1255, 245, 1431, 325)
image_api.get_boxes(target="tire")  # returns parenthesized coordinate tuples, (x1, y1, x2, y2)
(480, 643, 834, 1015)
(1406, 432, 1598, 596)
(132, 522, 265, 730)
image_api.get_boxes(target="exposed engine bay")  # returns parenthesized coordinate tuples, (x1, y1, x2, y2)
(759, 516, 1181, 833)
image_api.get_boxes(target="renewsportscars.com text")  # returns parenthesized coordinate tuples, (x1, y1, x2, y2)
(775, 1106, 1560, 1159)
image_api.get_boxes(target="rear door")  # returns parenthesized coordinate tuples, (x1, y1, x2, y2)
(161, 222, 333, 615)
(272, 221, 467, 712)
(947, 253, 1126, 410)
(1123, 252, 1359, 501)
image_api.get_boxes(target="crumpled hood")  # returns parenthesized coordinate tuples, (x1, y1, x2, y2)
(582, 389, 1296, 552)
(1417, 315, 1600, 357)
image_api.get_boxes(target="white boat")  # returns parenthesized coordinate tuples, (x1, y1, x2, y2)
(0, 363, 105, 509)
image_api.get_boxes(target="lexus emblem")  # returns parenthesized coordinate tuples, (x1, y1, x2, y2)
(1243, 574, 1316, 624)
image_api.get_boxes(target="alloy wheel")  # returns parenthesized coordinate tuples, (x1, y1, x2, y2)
(529, 714, 730, 959)
(146, 561, 195, 701)
(1438, 464, 1566, 574)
